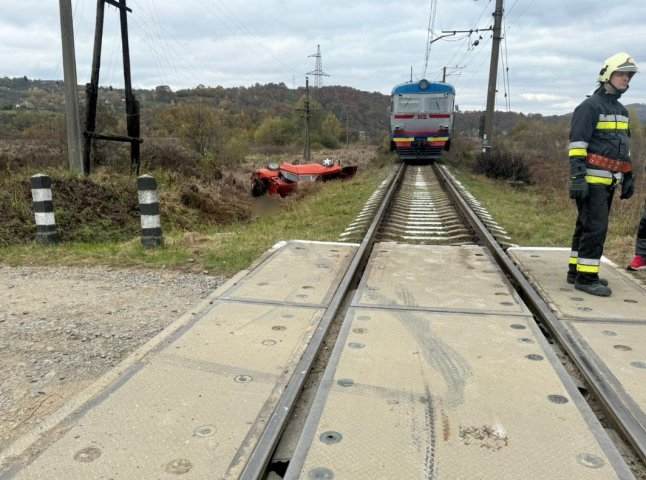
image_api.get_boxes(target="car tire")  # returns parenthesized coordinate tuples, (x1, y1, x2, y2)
(251, 179, 268, 197)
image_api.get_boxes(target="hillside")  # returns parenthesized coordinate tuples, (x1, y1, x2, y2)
(2, 77, 645, 152)
(0, 77, 390, 142)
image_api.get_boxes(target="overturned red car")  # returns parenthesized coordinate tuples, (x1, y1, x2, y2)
(251, 158, 358, 197)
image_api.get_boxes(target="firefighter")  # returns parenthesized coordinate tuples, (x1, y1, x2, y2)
(567, 52, 638, 297)
(627, 204, 646, 271)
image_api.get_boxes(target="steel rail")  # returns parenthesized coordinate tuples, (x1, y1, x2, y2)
(436, 163, 646, 465)
(239, 162, 407, 479)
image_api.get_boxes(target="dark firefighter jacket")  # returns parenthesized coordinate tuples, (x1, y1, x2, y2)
(568, 87, 631, 184)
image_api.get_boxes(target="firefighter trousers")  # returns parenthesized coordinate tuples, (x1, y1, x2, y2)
(570, 183, 616, 283)
(636, 197, 646, 256)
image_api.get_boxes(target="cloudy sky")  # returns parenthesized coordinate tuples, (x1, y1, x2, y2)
(2, 0, 646, 115)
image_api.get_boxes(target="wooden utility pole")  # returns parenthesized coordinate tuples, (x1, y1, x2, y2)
(84, 0, 142, 175)
(483, 0, 504, 152)
(58, 0, 84, 174)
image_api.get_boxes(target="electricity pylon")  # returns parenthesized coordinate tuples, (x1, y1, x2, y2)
(307, 45, 330, 88)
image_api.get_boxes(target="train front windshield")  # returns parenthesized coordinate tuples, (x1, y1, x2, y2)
(395, 96, 422, 113)
(394, 94, 453, 114)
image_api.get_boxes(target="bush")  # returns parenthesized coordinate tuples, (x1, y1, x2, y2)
(223, 137, 250, 164)
(141, 138, 202, 177)
(474, 145, 533, 184)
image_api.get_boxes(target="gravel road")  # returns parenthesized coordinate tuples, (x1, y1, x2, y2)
(0, 264, 226, 454)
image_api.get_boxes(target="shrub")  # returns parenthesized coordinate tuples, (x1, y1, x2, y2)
(474, 144, 532, 184)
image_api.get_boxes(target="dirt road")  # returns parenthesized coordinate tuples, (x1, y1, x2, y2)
(0, 264, 225, 454)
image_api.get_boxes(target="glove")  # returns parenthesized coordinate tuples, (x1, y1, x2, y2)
(621, 172, 635, 199)
(569, 175, 588, 200)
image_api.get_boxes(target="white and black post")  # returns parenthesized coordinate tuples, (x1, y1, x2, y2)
(30, 174, 59, 244)
(137, 175, 163, 248)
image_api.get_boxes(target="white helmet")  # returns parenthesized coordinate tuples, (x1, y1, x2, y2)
(598, 52, 639, 82)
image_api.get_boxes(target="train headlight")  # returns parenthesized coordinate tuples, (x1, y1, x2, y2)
(419, 79, 429, 90)
(267, 162, 279, 170)
(322, 157, 334, 167)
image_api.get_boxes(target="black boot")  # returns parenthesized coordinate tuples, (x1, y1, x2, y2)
(575, 280, 612, 297)
(566, 271, 608, 286)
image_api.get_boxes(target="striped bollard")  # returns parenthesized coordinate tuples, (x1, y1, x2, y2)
(137, 175, 163, 248)
(30, 174, 59, 244)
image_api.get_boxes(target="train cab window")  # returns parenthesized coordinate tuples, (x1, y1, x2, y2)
(396, 95, 421, 113)
(426, 95, 451, 113)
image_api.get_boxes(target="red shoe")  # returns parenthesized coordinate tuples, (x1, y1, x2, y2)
(627, 255, 646, 271)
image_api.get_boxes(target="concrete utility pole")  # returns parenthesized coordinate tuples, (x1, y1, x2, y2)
(302, 77, 311, 162)
(483, 0, 504, 152)
(58, 0, 84, 174)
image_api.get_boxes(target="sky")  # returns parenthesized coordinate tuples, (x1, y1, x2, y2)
(2, 0, 646, 115)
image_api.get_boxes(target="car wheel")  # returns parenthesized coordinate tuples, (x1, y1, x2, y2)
(251, 179, 268, 197)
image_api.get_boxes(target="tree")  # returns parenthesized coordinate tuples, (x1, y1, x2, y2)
(154, 85, 175, 103)
(254, 116, 296, 146)
(155, 103, 224, 155)
(223, 137, 249, 163)
(321, 112, 341, 145)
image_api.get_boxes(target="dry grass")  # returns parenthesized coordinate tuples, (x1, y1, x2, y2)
(446, 121, 646, 273)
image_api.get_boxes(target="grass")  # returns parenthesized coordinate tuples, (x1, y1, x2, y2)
(3, 142, 643, 282)
(456, 169, 576, 247)
(0, 161, 391, 277)
(452, 164, 646, 280)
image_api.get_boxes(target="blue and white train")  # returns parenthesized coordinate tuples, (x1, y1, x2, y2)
(389, 79, 456, 161)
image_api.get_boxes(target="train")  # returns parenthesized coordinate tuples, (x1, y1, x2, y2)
(389, 78, 456, 162)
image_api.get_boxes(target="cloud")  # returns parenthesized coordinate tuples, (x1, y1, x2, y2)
(1, 0, 646, 115)
(518, 93, 564, 102)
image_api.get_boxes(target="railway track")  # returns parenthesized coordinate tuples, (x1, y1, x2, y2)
(279, 162, 645, 479)
(2, 162, 645, 479)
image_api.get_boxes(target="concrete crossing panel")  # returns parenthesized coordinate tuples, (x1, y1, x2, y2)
(223, 241, 357, 306)
(508, 248, 646, 323)
(353, 242, 531, 316)
(566, 322, 646, 412)
(509, 246, 646, 463)
(286, 308, 631, 479)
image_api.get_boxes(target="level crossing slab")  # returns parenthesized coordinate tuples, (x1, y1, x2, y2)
(286, 243, 633, 479)
(508, 247, 646, 460)
(1, 240, 358, 480)
(222, 241, 354, 306)
(353, 242, 532, 317)
(508, 247, 646, 323)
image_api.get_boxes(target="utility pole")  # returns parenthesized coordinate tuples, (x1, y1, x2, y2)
(345, 107, 349, 149)
(483, 0, 504, 152)
(303, 77, 311, 162)
(58, 0, 84, 174)
(84, 0, 142, 176)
